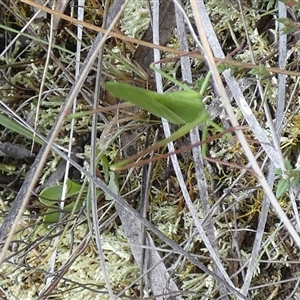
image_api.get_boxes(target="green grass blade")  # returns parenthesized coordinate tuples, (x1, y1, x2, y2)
(0, 114, 44, 145)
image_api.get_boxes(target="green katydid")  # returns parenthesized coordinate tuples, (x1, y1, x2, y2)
(105, 64, 224, 171)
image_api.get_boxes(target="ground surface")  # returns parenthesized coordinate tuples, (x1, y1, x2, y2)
(0, 0, 300, 299)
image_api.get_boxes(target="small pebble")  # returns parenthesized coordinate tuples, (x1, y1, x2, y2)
(0, 142, 34, 160)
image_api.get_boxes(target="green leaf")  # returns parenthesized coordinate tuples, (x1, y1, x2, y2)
(105, 171, 119, 200)
(277, 18, 299, 34)
(39, 184, 64, 206)
(43, 199, 85, 226)
(66, 179, 82, 197)
(64, 199, 85, 213)
(290, 169, 300, 179)
(290, 176, 300, 188)
(276, 178, 289, 198)
(273, 168, 283, 175)
(104, 82, 206, 125)
(39, 179, 82, 206)
(217, 63, 229, 74)
(284, 158, 293, 171)
(100, 155, 110, 182)
(249, 64, 268, 79)
(43, 208, 60, 225)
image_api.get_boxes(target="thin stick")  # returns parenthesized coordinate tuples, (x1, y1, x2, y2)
(18, 0, 300, 77)
(113, 126, 248, 171)
(0, 0, 128, 264)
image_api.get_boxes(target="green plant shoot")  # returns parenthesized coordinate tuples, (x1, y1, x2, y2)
(105, 64, 223, 171)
